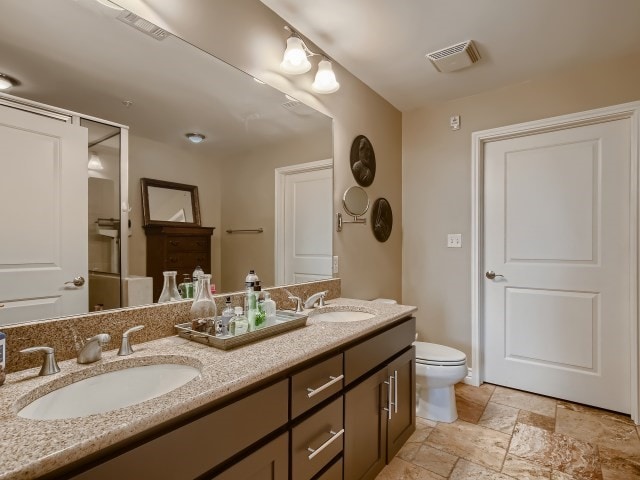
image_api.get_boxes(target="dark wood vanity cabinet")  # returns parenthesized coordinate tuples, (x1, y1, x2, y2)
(59, 317, 415, 480)
(143, 225, 214, 302)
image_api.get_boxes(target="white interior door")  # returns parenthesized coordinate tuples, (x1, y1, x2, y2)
(483, 117, 631, 413)
(0, 104, 88, 325)
(276, 160, 332, 285)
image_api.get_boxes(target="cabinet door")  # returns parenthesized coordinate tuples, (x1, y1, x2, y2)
(344, 367, 388, 480)
(212, 433, 288, 480)
(386, 347, 416, 459)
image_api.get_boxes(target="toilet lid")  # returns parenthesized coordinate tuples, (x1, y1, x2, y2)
(414, 342, 466, 366)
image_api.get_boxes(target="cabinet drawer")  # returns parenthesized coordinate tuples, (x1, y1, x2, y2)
(291, 353, 343, 419)
(167, 236, 209, 252)
(292, 397, 344, 480)
(70, 380, 288, 480)
(166, 252, 208, 269)
(344, 317, 415, 385)
(317, 458, 343, 480)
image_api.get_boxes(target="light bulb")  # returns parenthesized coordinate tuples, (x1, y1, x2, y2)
(280, 37, 311, 74)
(312, 60, 340, 94)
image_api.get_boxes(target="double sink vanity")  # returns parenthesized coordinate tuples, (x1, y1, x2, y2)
(0, 295, 416, 480)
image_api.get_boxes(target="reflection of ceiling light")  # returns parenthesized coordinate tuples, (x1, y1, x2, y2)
(186, 133, 205, 144)
(253, 78, 265, 85)
(0, 73, 18, 90)
(88, 152, 104, 171)
(311, 59, 340, 94)
(280, 26, 340, 94)
(95, 0, 124, 10)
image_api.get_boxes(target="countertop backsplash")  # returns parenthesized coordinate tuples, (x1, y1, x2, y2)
(3, 278, 341, 373)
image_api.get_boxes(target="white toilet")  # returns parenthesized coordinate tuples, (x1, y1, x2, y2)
(414, 342, 467, 423)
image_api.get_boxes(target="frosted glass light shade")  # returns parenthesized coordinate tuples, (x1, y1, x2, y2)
(280, 37, 311, 74)
(312, 60, 340, 94)
(88, 152, 104, 171)
(0, 76, 13, 90)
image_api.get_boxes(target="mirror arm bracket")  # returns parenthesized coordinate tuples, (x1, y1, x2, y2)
(336, 212, 366, 232)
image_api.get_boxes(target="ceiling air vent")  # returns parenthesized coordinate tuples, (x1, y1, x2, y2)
(281, 99, 316, 116)
(117, 11, 169, 41)
(426, 40, 480, 73)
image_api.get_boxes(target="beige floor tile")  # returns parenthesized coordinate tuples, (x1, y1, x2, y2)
(599, 446, 640, 479)
(502, 454, 551, 479)
(450, 459, 516, 479)
(398, 441, 422, 463)
(455, 382, 495, 406)
(375, 457, 446, 480)
(509, 423, 602, 479)
(425, 419, 510, 471)
(491, 386, 557, 418)
(412, 444, 458, 477)
(407, 417, 436, 443)
(478, 402, 520, 434)
(518, 409, 557, 433)
(556, 406, 640, 461)
(551, 471, 575, 480)
(558, 402, 635, 426)
(455, 395, 487, 424)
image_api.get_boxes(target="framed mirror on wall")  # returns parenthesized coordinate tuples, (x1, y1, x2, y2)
(0, 0, 333, 327)
(141, 178, 201, 227)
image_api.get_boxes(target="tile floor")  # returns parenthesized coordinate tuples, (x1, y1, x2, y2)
(375, 383, 640, 480)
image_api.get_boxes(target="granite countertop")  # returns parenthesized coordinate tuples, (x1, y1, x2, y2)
(0, 298, 416, 480)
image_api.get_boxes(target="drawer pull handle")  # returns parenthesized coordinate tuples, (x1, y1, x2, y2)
(394, 369, 398, 414)
(306, 374, 344, 398)
(307, 428, 344, 460)
(383, 376, 393, 420)
(169, 240, 179, 246)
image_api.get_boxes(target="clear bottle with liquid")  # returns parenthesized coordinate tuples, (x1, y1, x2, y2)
(218, 296, 234, 336)
(158, 271, 181, 302)
(190, 273, 217, 332)
(192, 265, 205, 298)
(229, 306, 248, 336)
(179, 274, 193, 299)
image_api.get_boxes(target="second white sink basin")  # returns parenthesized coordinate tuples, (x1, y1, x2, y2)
(18, 363, 200, 420)
(311, 309, 375, 323)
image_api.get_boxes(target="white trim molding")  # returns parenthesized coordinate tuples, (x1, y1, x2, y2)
(471, 101, 640, 422)
(274, 159, 333, 285)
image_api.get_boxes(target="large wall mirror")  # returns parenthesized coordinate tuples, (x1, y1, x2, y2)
(0, 0, 333, 326)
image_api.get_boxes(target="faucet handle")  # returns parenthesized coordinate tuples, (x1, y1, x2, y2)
(288, 295, 304, 313)
(87, 333, 111, 345)
(20, 346, 61, 376)
(118, 325, 144, 356)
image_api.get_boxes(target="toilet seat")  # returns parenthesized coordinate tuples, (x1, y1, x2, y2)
(414, 342, 466, 366)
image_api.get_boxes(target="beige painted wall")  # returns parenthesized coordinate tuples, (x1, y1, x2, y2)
(118, 0, 403, 301)
(403, 52, 640, 365)
(128, 135, 223, 287)
(220, 131, 332, 291)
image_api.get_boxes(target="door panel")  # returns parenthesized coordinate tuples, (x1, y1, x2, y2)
(484, 118, 630, 413)
(0, 105, 88, 325)
(386, 347, 416, 460)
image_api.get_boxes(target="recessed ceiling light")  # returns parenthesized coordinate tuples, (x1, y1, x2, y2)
(186, 133, 206, 144)
(0, 73, 18, 90)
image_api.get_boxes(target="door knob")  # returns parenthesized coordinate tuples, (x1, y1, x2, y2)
(485, 271, 504, 280)
(65, 276, 85, 287)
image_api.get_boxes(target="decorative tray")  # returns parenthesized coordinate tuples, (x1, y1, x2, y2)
(175, 310, 308, 350)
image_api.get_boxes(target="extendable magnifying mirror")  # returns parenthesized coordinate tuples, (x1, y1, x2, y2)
(336, 186, 369, 231)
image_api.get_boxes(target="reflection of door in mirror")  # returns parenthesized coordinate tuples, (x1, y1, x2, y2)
(86, 119, 123, 312)
(0, 103, 88, 326)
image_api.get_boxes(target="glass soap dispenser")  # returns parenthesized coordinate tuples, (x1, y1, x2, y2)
(158, 271, 181, 302)
(190, 273, 217, 332)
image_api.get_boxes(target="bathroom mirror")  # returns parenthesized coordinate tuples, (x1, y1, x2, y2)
(141, 178, 201, 227)
(0, 0, 333, 326)
(343, 186, 370, 217)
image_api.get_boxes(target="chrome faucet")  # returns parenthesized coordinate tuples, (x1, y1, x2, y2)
(20, 346, 60, 376)
(304, 290, 328, 309)
(77, 333, 111, 364)
(118, 325, 145, 356)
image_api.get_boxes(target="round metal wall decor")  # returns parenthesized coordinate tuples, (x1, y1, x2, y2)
(371, 198, 392, 242)
(350, 135, 376, 187)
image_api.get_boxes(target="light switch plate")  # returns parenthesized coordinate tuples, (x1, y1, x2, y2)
(447, 234, 462, 248)
(332, 256, 339, 274)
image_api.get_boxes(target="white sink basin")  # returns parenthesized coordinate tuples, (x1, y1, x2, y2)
(18, 364, 200, 420)
(311, 310, 375, 323)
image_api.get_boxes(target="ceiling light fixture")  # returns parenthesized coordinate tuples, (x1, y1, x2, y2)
(88, 152, 105, 171)
(0, 73, 18, 90)
(280, 26, 339, 94)
(186, 133, 205, 144)
(95, 0, 124, 11)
